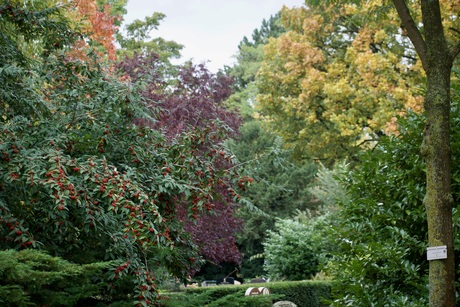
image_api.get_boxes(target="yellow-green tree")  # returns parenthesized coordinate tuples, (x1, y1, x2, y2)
(116, 13, 183, 61)
(256, 3, 424, 162)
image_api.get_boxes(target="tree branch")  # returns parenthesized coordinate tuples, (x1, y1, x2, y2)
(448, 27, 460, 59)
(450, 43, 460, 60)
(392, 0, 428, 70)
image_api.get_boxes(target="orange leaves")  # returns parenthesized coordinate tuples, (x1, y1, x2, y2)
(63, 0, 120, 60)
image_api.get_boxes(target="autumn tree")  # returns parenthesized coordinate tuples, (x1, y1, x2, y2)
(256, 3, 425, 163)
(53, 0, 126, 60)
(299, 0, 460, 305)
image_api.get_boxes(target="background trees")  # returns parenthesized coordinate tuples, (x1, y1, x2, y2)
(228, 121, 318, 278)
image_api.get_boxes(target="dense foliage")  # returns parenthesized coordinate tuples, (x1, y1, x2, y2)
(0, 249, 110, 306)
(6, 0, 460, 305)
(326, 103, 460, 305)
(0, 1, 249, 305)
(228, 121, 318, 277)
(263, 214, 330, 281)
(116, 51, 244, 266)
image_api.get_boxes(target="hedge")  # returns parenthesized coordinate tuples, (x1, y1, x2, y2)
(159, 280, 332, 306)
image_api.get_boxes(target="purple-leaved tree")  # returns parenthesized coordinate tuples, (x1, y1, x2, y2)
(117, 52, 245, 269)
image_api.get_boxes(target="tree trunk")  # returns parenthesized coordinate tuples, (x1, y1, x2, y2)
(392, 0, 456, 305)
(422, 54, 455, 307)
(421, 1, 455, 306)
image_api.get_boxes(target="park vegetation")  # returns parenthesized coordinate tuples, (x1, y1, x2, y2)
(2, 0, 460, 306)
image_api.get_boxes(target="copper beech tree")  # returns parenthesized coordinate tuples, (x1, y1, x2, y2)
(116, 51, 245, 267)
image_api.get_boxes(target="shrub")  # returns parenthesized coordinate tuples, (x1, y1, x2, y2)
(263, 213, 333, 281)
(0, 249, 111, 306)
(326, 110, 433, 306)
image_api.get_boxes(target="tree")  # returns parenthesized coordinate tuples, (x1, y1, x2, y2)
(256, 4, 425, 163)
(225, 13, 286, 120)
(389, 1, 460, 305)
(263, 212, 331, 281)
(326, 89, 460, 305)
(116, 52, 245, 269)
(54, 0, 126, 60)
(116, 12, 183, 61)
(227, 121, 318, 278)
(300, 1, 460, 304)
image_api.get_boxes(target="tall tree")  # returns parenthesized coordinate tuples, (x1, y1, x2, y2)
(390, 1, 460, 305)
(304, 0, 460, 304)
(226, 13, 286, 120)
(228, 121, 318, 277)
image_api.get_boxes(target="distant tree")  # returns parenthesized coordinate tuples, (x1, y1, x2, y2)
(239, 13, 285, 49)
(263, 212, 332, 281)
(228, 121, 318, 277)
(225, 13, 286, 119)
(116, 13, 183, 61)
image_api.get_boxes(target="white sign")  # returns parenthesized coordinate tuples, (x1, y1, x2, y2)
(427, 245, 447, 260)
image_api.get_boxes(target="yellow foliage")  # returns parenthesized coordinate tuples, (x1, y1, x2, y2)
(256, 2, 428, 162)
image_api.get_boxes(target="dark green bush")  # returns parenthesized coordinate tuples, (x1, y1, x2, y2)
(0, 249, 111, 306)
(159, 280, 332, 307)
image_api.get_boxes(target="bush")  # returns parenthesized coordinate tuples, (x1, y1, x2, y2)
(0, 249, 111, 306)
(326, 110, 433, 306)
(263, 213, 333, 281)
